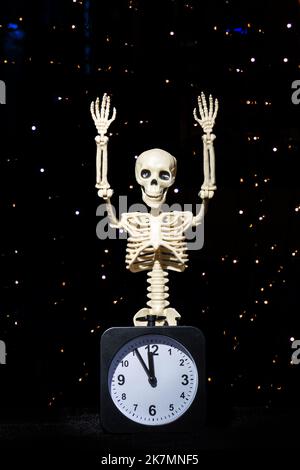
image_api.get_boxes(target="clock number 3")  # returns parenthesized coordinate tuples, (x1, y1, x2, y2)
(181, 374, 189, 385)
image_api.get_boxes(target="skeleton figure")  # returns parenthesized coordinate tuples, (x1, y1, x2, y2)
(91, 92, 218, 326)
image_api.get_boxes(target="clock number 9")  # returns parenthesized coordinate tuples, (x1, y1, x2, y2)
(118, 374, 125, 385)
(149, 405, 156, 416)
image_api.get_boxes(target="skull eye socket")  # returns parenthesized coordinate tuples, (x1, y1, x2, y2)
(159, 170, 171, 181)
(141, 169, 151, 179)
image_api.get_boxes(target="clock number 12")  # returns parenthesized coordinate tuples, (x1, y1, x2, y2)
(145, 345, 159, 355)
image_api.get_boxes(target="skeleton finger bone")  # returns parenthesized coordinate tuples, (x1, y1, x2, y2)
(96, 96, 101, 121)
(209, 94, 213, 118)
(197, 95, 205, 120)
(201, 92, 208, 116)
(100, 93, 106, 118)
(213, 98, 219, 120)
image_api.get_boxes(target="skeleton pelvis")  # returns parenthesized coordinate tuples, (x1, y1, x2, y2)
(133, 308, 181, 327)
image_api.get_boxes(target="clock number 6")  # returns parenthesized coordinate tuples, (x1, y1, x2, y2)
(149, 405, 156, 416)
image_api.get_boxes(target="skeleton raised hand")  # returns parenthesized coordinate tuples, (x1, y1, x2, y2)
(193, 92, 218, 200)
(90, 93, 116, 198)
(193, 92, 218, 135)
(90, 93, 116, 140)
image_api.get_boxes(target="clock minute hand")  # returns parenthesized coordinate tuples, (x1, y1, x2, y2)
(134, 348, 157, 388)
(134, 348, 150, 376)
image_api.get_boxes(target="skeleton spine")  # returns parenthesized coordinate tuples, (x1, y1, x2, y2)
(146, 259, 169, 315)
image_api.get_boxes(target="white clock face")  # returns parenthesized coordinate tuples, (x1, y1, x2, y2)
(108, 334, 199, 426)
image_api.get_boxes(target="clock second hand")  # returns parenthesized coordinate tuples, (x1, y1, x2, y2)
(134, 348, 157, 388)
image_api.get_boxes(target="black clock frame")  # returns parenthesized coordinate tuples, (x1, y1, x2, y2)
(100, 326, 206, 433)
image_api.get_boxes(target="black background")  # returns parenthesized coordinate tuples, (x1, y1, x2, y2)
(0, 0, 299, 457)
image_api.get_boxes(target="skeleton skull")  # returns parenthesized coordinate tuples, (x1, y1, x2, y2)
(135, 148, 177, 209)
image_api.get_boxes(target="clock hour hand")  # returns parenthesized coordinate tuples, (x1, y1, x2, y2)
(134, 348, 157, 388)
(147, 351, 157, 387)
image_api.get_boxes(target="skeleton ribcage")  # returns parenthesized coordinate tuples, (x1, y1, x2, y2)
(120, 211, 193, 273)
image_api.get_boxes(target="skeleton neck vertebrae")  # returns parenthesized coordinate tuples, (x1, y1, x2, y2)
(91, 92, 218, 326)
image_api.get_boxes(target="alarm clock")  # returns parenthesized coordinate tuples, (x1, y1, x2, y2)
(100, 326, 206, 432)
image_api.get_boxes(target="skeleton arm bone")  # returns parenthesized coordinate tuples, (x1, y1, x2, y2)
(192, 136, 215, 226)
(103, 195, 121, 228)
(91, 93, 116, 192)
(94, 137, 121, 227)
(192, 198, 208, 227)
(192, 92, 218, 226)
(201, 133, 216, 192)
(95, 135, 110, 191)
(91, 93, 121, 227)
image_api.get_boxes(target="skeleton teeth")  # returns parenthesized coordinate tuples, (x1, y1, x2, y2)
(145, 193, 163, 199)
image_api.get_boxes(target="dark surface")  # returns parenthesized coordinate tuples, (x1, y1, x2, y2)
(0, 407, 299, 453)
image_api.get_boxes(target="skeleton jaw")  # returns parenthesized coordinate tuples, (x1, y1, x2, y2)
(141, 187, 168, 209)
